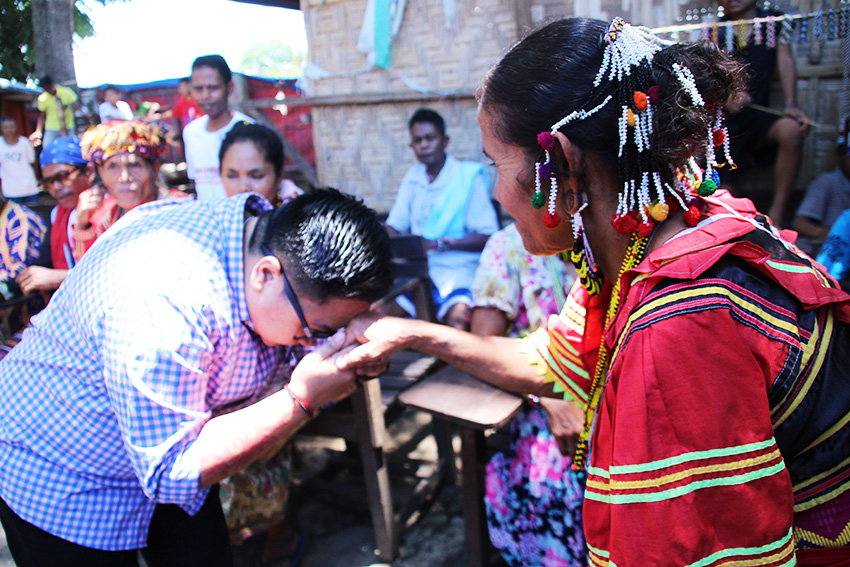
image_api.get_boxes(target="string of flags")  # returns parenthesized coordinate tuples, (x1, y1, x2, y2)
(650, 8, 850, 46)
(652, 8, 850, 139)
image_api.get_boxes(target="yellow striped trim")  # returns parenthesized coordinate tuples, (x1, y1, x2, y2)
(775, 307, 834, 428)
(612, 284, 800, 359)
(770, 311, 821, 424)
(584, 462, 786, 504)
(794, 478, 850, 513)
(586, 449, 782, 492)
(794, 453, 850, 492)
(589, 438, 777, 476)
(683, 529, 795, 567)
(794, 519, 850, 548)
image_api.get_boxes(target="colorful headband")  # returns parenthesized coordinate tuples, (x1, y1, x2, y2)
(80, 120, 167, 165)
(533, 17, 734, 235)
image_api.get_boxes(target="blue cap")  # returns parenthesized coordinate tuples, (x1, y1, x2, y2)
(39, 136, 89, 168)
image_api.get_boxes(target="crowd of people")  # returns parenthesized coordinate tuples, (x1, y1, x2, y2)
(0, 5, 848, 567)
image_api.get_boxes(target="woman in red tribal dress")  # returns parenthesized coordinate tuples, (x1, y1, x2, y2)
(338, 17, 850, 567)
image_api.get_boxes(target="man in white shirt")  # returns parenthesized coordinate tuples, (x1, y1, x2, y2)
(0, 117, 40, 205)
(386, 108, 499, 329)
(98, 86, 134, 123)
(183, 55, 252, 202)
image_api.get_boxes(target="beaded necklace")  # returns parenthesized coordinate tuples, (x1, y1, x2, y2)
(571, 231, 652, 478)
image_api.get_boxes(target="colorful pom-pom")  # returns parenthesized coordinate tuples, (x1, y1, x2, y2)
(537, 132, 556, 151)
(637, 220, 654, 237)
(688, 197, 706, 212)
(611, 211, 638, 234)
(711, 170, 721, 185)
(697, 178, 718, 197)
(647, 85, 661, 104)
(650, 202, 670, 222)
(684, 206, 701, 226)
(627, 109, 637, 127)
(712, 129, 725, 147)
(531, 191, 545, 209)
(706, 98, 717, 112)
(538, 161, 552, 179)
(665, 195, 680, 214)
(634, 91, 648, 111)
(543, 212, 561, 229)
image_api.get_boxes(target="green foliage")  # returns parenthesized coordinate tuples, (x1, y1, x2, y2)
(0, 0, 98, 82)
(239, 40, 305, 79)
(0, 0, 34, 81)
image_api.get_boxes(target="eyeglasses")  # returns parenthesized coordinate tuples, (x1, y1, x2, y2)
(39, 167, 84, 190)
(260, 243, 335, 341)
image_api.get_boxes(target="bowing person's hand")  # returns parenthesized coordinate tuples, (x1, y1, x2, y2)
(287, 330, 361, 413)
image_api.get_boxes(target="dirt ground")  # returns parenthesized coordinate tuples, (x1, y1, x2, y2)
(0, 410, 497, 567)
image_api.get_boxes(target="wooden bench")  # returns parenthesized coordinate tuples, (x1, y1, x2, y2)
(399, 365, 523, 567)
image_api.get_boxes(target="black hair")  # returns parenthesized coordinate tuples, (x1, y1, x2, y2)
(179, 77, 191, 85)
(249, 188, 393, 303)
(0, 117, 15, 126)
(192, 54, 232, 84)
(219, 122, 284, 176)
(409, 108, 446, 137)
(478, 17, 746, 189)
(103, 85, 120, 95)
(39, 75, 53, 88)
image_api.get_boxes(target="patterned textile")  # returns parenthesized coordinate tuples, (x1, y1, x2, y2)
(520, 191, 850, 566)
(485, 406, 587, 566)
(0, 194, 279, 551)
(72, 187, 190, 259)
(474, 222, 584, 566)
(472, 223, 575, 337)
(0, 201, 46, 283)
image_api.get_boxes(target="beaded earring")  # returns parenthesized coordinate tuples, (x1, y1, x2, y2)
(569, 195, 602, 295)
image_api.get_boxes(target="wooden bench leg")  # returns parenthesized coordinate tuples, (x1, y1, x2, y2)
(460, 426, 490, 567)
(351, 378, 399, 562)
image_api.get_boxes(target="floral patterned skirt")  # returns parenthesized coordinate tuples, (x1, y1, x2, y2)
(485, 406, 587, 567)
(219, 445, 292, 545)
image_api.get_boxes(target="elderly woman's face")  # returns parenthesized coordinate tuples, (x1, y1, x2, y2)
(98, 153, 158, 211)
(478, 105, 574, 256)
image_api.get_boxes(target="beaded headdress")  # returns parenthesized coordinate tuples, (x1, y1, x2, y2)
(80, 120, 168, 165)
(536, 17, 734, 294)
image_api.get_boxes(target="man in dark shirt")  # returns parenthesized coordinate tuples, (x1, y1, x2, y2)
(718, 0, 809, 227)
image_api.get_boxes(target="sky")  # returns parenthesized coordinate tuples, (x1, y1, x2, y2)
(73, 0, 308, 88)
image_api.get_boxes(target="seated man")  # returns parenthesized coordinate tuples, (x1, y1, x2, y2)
(0, 189, 392, 565)
(792, 126, 850, 257)
(386, 108, 499, 329)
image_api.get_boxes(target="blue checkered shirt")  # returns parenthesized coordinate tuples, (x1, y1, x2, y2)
(0, 193, 285, 550)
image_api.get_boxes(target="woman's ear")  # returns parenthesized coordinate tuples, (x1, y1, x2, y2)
(552, 131, 581, 215)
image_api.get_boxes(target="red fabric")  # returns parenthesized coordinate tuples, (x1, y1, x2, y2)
(557, 191, 850, 566)
(50, 206, 73, 270)
(797, 548, 850, 567)
(171, 97, 202, 126)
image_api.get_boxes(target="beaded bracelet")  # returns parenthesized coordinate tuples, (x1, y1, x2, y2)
(284, 384, 314, 418)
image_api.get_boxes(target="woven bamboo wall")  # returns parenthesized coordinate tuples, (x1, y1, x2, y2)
(301, 0, 847, 213)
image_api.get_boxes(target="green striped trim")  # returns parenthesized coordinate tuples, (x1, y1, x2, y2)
(765, 259, 816, 275)
(596, 438, 777, 476)
(584, 461, 786, 504)
(682, 528, 794, 567)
